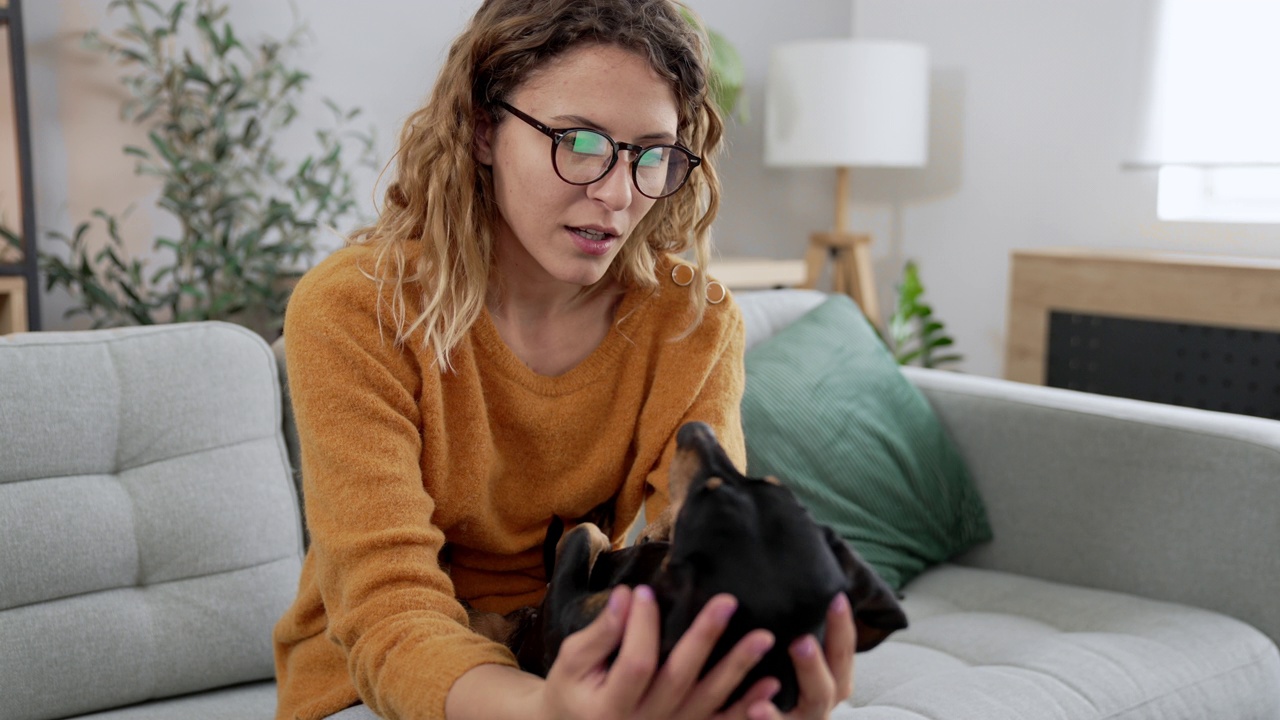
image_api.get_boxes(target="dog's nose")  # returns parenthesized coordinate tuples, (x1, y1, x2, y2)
(676, 422, 739, 477)
(675, 421, 718, 452)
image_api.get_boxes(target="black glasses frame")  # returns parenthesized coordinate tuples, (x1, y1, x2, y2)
(497, 101, 701, 199)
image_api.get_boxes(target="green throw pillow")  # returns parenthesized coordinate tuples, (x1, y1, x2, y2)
(741, 295, 992, 590)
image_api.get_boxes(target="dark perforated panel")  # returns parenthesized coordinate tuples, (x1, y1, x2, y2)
(1046, 311, 1280, 421)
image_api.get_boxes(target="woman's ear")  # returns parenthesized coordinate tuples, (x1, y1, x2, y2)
(474, 110, 495, 166)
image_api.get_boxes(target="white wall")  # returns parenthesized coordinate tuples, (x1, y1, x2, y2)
(21, 1, 1280, 377)
(850, 0, 1280, 377)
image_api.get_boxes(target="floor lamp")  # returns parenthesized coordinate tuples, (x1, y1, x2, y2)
(766, 40, 930, 326)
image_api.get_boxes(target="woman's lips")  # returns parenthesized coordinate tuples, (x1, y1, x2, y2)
(568, 226, 618, 256)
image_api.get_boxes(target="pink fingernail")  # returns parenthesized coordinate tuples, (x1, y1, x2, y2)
(793, 635, 818, 658)
(831, 593, 850, 614)
(635, 585, 655, 603)
(608, 587, 626, 616)
(715, 597, 738, 624)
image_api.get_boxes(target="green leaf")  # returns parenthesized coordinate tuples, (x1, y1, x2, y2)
(196, 14, 220, 53)
(149, 131, 179, 166)
(72, 221, 91, 246)
(184, 62, 212, 86)
(897, 348, 925, 365)
(167, 1, 188, 32)
(103, 245, 128, 271)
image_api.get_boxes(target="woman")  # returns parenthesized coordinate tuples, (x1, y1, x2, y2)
(272, 1, 855, 719)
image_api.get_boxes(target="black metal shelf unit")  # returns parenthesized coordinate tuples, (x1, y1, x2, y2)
(1, 0, 40, 331)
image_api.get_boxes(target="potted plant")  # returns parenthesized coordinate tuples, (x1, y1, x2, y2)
(886, 260, 962, 369)
(42, 0, 375, 338)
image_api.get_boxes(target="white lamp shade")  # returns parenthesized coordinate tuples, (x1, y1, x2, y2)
(766, 40, 930, 168)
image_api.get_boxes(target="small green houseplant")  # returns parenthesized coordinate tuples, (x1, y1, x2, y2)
(43, 0, 375, 337)
(886, 260, 962, 369)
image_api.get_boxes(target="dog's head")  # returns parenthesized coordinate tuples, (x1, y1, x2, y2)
(660, 422, 908, 653)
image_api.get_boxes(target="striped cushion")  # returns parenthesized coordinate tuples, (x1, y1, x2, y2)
(741, 295, 990, 589)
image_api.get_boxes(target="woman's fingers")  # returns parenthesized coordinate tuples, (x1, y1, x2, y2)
(746, 700, 784, 720)
(674, 628, 775, 719)
(786, 634, 837, 718)
(602, 584, 662, 708)
(551, 589, 857, 720)
(715, 677, 781, 720)
(651, 594, 737, 693)
(639, 593, 739, 717)
(552, 585, 632, 679)
(823, 593, 856, 702)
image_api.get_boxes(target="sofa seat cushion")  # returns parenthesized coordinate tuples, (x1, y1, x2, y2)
(842, 564, 1280, 719)
(69, 680, 276, 719)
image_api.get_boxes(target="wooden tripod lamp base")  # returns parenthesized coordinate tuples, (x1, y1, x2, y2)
(798, 167, 881, 326)
(800, 232, 879, 324)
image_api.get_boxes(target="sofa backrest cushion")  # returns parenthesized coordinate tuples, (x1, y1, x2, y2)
(0, 322, 303, 720)
(737, 288, 828, 352)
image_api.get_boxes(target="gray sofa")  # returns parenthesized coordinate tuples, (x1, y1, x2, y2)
(2, 289, 1279, 719)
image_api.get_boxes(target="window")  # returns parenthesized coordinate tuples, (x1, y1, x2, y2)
(1135, 1, 1280, 223)
(1158, 167, 1280, 224)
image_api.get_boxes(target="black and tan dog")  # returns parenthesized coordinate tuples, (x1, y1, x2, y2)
(472, 421, 908, 711)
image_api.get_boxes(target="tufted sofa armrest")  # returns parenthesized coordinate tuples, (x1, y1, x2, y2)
(903, 365, 1280, 647)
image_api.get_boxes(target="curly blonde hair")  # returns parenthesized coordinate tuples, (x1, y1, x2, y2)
(353, 0, 725, 370)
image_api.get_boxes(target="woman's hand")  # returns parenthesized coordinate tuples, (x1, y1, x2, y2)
(741, 594, 857, 720)
(537, 584, 784, 720)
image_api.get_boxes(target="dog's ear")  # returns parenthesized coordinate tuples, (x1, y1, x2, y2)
(821, 526, 909, 651)
(575, 499, 618, 541)
(552, 523, 614, 587)
(667, 434, 702, 508)
(635, 433, 703, 544)
(638, 430, 706, 544)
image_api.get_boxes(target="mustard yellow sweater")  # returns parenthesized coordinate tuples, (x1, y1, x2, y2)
(273, 242, 747, 720)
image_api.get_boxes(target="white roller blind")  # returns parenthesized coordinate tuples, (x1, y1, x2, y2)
(1133, 0, 1280, 166)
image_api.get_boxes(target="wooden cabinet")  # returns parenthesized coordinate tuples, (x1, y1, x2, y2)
(1005, 247, 1280, 420)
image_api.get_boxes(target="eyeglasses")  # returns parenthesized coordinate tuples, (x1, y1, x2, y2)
(497, 102, 701, 199)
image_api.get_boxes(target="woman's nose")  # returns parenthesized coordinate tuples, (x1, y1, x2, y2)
(586, 157, 634, 211)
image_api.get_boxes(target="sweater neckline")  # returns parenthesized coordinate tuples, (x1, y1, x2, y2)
(472, 284, 653, 396)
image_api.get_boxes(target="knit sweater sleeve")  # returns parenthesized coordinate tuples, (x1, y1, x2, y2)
(283, 253, 517, 720)
(642, 292, 748, 522)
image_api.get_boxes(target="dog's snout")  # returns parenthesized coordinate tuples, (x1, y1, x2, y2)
(676, 421, 718, 452)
